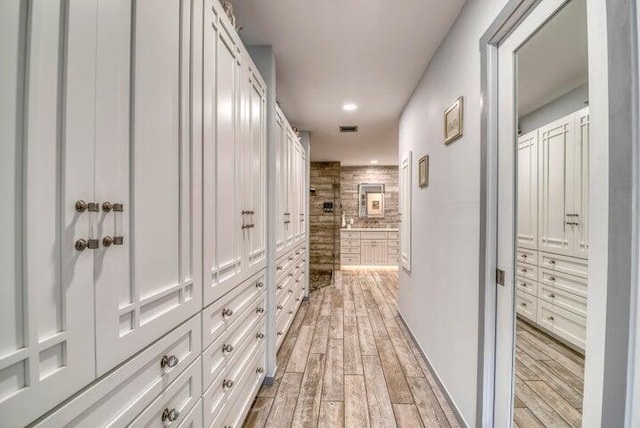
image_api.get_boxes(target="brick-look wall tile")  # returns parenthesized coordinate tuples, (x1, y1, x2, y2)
(340, 166, 399, 228)
(309, 162, 341, 273)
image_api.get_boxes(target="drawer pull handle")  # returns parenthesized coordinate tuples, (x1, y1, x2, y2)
(222, 343, 234, 353)
(296, 251, 300, 255)
(256, 332, 265, 339)
(522, 283, 527, 287)
(521, 303, 527, 307)
(277, 305, 283, 310)
(160, 355, 179, 369)
(278, 285, 284, 290)
(223, 379, 234, 389)
(256, 367, 265, 374)
(548, 293, 555, 298)
(288, 257, 294, 261)
(161, 408, 180, 422)
(289, 310, 294, 314)
(257, 307, 265, 314)
(288, 273, 294, 277)
(277, 331, 283, 336)
(549, 277, 556, 281)
(547, 316, 555, 321)
(277, 266, 283, 271)
(295, 280, 300, 283)
(256, 281, 264, 289)
(222, 308, 234, 317)
(296, 298, 300, 302)
(521, 269, 527, 273)
(521, 254, 527, 258)
(549, 260, 556, 265)
(288, 289, 293, 293)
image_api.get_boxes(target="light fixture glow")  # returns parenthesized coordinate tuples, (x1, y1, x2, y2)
(370, 160, 379, 164)
(343, 103, 358, 111)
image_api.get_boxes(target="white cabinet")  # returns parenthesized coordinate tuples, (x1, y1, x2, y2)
(361, 240, 389, 265)
(0, 3, 97, 425)
(537, 108, 589, 258)
(93, 0, 202, 376)
(400, 151, 412, 270)
(517, 130, 538, 249)
(340, 230, 399, 268)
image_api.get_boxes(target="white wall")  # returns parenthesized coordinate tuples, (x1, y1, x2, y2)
(518, 83, 589, 133)
(397, 0, 509, 425)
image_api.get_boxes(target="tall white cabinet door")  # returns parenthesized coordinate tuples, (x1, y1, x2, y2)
(245, 63, 267, 273)
(285, 132, 295, 247)
(399, 151, 412, 270)
(275, 112, 287, 256)
(299, 146, 307, 241)
(93, 0, 201, 375)
(0, 2, 97, 425)
(572, 108, 589, 258)
(538, 114, 575, 256)
(517, 130, 538, 250)
(203, 7, 244, 306)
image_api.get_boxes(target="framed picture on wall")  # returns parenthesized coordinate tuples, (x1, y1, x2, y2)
(444, 96, 464, 144)
(418, 155, 429, 188)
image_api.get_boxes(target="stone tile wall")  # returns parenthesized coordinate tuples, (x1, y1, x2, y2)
(309, 162, 341, 273)
(340, 166, 399, 228)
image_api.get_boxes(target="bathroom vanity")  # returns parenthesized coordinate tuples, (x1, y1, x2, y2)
(340, 228, 400, 268)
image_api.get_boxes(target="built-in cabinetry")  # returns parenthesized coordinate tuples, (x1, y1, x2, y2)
(516, 108, 589, 352)
(1, 1, 308, 426)
(340, 229, 400, 268)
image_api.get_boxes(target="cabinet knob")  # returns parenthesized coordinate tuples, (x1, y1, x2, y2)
(102, 236, 114, 247)
(256, 281, 264, 289)
(277, 285, 283, 290)
(288, 273, 294, 277)
(549, 277, 556, 281)
(256, 332, 265, 339)
(549, 260, 556, 265)
(289, 310, 294, 314)
(548, 293, 555, 299)
(222, 308, 234, 317)
(161, 408, 180, 422)
(75, 200, 88, 213)
(277, 331, 283, 336)
(277, 266, 283, 271)
(547, 316, 555, 321)
(75, 239, 99, 251)
(102, 201, 113, 212)
(256, 307, 265, 314)
(160, 355, 179, 369)
(256, 367, 264, 374)
(521, 302, 527, 307)
(277, 305, 283, 310)
(222, 343, 234, 353)
(223, 379, 234, 389)
(288, 289, 293, 293)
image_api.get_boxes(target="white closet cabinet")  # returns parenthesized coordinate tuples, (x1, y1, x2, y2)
(361, 240, 389, 265)
(537, 108, 589, 258)
(93, 0, 202, 376)
(275, 113, 287, 255)
(517, 130, 538, 250)
(0, 3, 97, 426)
(399, 151, 412, 271)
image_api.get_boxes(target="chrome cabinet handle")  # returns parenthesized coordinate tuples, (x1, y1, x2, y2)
(256, 367, 264, 374)
(277, 266, 283, 271)
(256, 332, 265, 339)
(75, 239, 99, 251)
(521, 302, 527, 307)
(102, 236, 114, 247)
(277, 285, 284, 290)
(549, 277, 556, 281)
(161, 408, 179, 422)
(549, 260, 556, 265)
(223, 379, 234, 389)
(277, 331, 283, 336)
(256, 307, 265, 314)
(277, 305, 283, 310)
(222, 343, 234, 353)
(160, 355, 179, 369)
(256, 281, 264, 289)
(222, 308, 233, 317)
(547, 316, 555, 321)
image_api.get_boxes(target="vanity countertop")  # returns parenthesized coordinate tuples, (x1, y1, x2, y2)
(341, 227, 399, 232)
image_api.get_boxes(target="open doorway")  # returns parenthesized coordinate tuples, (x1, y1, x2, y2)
(513, 1, 589, 425)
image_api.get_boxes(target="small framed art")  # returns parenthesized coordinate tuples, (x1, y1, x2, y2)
(444, 96, 464, 144)
(418, 155, 429, 188)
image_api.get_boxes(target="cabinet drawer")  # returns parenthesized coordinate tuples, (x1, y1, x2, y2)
(516, 275, 538, 297)
(537, 301, 586, 350)
(516, 248, 538, 265)
(341, 239, 360, 248)
(203, 271, 265, 349)
(388, 255, 399, 265)
(35, 315, 201, 427)
(539, 285, 587, 318)
(341, 246, 361, 255)
(130, 358, 202, 428)
(178, 399, 202, 428)
(540, 252, 588, 279)
(516, 262, 538, 281)
(388, 246, 400, 256)
(388, 239, 399, 247)
(361, 231, 388, 240)
(515, 290, 537, 322)
(341, 255, 361, 266)
(539, 269, 587, 298)
(387, 231, 400, 240)
(341, 231, 361, 239)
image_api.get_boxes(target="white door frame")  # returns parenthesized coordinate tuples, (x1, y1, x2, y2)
(477, 0, 640, 427)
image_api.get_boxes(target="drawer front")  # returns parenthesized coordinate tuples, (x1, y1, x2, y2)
(516, 275, 538, 297)
(537, 302, 586, 350)
(341, 255, 361, 266)
(388, 255, 400, 265)
(515, 290, 537, 322)
(178, 399, 202, 428)
(361, 231, 388, 240)
(539, 269, 587, 298)
(539, 285, 587, 318)
(130, 358, 202, 428)
(387, 246, 400, 256)
(203, 271, 265, 349)
(341, 238, 361, 248)
(516, 248, 538, 265)
(387, 231, 400, 240)
(516, 262, 538, 281)
(540, 252, 588, 279)
(387, 239, 399, 247)
(35, 316, 201, 428)
(341, 231, 361, 239)
(341, 246, 361, 255)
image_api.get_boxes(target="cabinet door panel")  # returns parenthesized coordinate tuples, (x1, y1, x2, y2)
(0, 2, 97, 425)
(538, 115, 574, 256)
(573, 108, 589, 258)
(517, 131, 538, 249)
(94, 0, 201, 375)
(275, 113, 286, 255)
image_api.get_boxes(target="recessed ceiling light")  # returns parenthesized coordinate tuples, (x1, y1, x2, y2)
(343, 103, 357, 111)
(370, 160, 379, 165)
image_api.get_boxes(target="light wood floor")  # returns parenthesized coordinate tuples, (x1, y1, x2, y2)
(514, 319, 585, 428)
(243, 269, 461, 428)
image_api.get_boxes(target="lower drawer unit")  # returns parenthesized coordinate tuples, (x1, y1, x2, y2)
(516, 275, 538, 296)
(539, 284, 587, 318)
(178, 399, 203, 428)
(35, 315, 201, 427)
(516, 262, 538, 282)
(341, 254, 361, 266)
(539, 252, 588, 279)
(539, 268, 588, 299)
(515, 290, 537, 322)
(537, 301, 586, 350)
(129, 357, 202, 427)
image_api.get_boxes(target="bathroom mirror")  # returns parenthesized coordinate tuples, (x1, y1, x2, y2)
(358, 183, 385, 218)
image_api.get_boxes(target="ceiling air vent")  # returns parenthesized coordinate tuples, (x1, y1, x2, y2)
(339, 125, 358, 133)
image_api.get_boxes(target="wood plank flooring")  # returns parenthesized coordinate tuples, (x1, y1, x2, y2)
(243, 270, 461, 428)
(514, 319, 585, 428)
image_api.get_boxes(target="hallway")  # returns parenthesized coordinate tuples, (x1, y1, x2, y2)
(243, 270, 461, 427)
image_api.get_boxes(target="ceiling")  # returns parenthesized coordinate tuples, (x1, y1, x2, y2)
(232, 0, 467, 166)
(517, 0, 588, 117)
